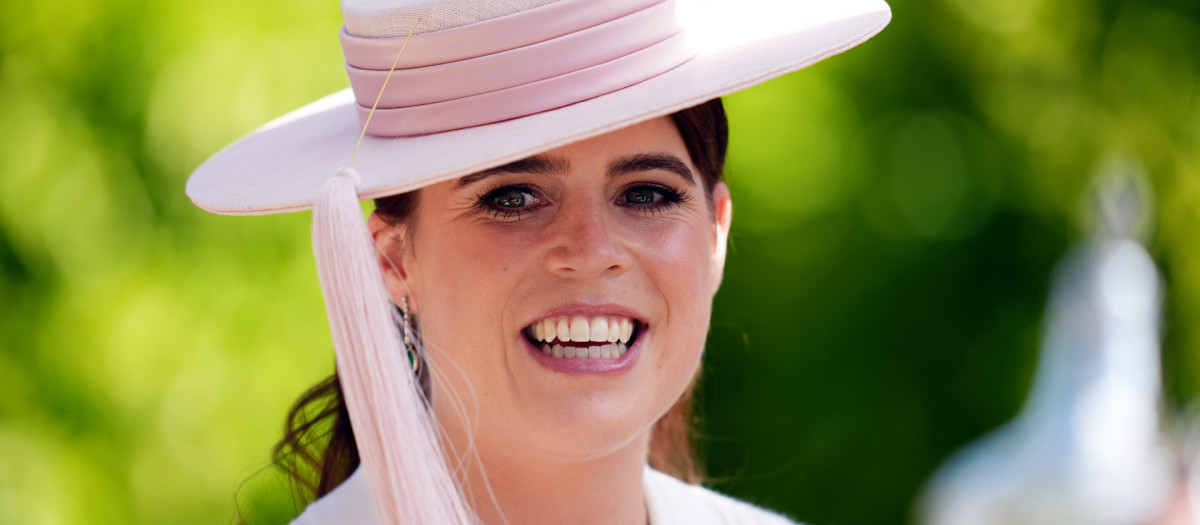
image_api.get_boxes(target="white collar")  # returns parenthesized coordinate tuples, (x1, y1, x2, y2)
(292, 464, 796, 525)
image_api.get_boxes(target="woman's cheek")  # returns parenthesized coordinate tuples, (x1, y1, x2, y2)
(632, 220, 715, 279)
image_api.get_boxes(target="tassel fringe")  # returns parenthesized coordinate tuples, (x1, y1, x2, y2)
(312, 167, 474, 524)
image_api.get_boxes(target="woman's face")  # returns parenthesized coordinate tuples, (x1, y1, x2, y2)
(371, 116, 732, 462)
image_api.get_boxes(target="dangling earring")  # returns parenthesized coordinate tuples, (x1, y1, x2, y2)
(399, 296, 420, 373)
(399, 297, 432, 398)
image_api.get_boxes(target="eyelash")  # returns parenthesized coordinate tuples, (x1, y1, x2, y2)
(475, 184, 543, 221)
(474, 183, 691, 221)
(615, 183, 691, 214)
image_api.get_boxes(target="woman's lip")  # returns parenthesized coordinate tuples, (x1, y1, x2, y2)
(523, 332, 643, 375)
(522, 302, 646, 328)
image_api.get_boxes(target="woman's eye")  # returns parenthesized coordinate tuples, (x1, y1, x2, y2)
(624, 187, 660, 205)
(478, 185, 543, 221)
(492, 188, 531, 208)
(618, 184, 687, 212)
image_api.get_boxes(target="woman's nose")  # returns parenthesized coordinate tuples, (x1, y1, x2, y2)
(544, 203, 631, 278)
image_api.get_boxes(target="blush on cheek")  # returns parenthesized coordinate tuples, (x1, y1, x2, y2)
(633, 224, 714, 282)
(633, 223, 717, 373)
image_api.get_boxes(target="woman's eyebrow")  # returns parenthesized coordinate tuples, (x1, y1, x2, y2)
(454, 152, 695, 187)
(608, 153, 696, 187)
(455, 155, 569, 187)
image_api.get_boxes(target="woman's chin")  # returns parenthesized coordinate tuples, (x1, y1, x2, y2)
(514, 413, 652, 463)
(482, 383, 663, 462)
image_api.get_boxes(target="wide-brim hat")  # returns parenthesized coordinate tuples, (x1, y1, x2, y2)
(187, 0, 891, 215)
(186, 1, 891, 522)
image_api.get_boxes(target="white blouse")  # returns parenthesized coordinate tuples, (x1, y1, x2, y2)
(290, 465, 799, 525)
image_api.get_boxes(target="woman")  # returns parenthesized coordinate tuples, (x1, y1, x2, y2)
(188, 0, 891, 523)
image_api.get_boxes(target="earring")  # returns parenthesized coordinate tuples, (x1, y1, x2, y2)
(398, 297, 431, 398)
(399, 297, 420, 373)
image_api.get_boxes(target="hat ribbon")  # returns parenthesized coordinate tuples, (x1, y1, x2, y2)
(339, 0, 694, 136)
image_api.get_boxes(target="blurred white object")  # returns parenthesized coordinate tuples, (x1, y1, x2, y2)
(919, 166, 1176, 525)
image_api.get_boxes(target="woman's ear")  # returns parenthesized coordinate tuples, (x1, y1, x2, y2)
(368, 212, 415, 309)
(709, 182, 733, 296)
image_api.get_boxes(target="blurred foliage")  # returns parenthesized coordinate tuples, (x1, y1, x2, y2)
(0, 0, 1197, 524)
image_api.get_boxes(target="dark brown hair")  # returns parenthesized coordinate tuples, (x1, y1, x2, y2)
(274, 98, 729, 503)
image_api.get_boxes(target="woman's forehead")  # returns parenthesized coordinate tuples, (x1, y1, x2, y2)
(452, 116, 696, 185)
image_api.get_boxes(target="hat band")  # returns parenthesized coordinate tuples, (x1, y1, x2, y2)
(339, 0, 695, 137)
(344, 0, 682, 109)
(340, 0, 666, 69)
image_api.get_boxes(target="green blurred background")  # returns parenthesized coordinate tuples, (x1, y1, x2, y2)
(1, 0, 1197, 523)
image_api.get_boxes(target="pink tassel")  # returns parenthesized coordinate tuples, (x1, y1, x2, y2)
(312, 167, 474, 524)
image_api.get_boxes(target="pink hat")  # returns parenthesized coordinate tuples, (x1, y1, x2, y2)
(187, 0, 890, 215)
(186, 1, 891, 523)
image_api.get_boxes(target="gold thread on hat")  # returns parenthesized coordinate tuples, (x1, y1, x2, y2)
(349, 17, 421, 168)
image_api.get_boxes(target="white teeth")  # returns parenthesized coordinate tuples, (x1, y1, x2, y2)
(529, 315, 638, 344)
(540, 342, 630, 360)
(529, 315, 640, 359)
(569, 316, 588, 342)
(589, 316, 609, 342)
(556, 318, 570, 342)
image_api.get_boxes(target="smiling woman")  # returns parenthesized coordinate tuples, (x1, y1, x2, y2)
(373, 114, 728, 525)
(280, 103, 731, 523)
(186, 0, 891, 524)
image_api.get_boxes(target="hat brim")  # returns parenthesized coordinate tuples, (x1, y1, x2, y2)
(187, 0, 891, 215)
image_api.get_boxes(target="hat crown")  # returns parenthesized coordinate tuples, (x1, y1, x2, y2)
(337, 0, 691, 136)
(188, 0, 892, 215)
(342, 0, 560, 37)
